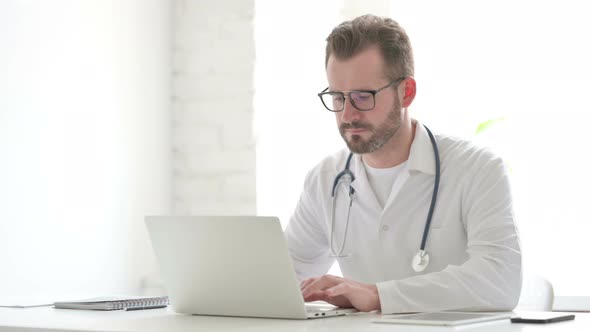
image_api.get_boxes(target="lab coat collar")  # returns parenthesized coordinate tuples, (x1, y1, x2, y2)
(348, 120, 436, 179)
(347, 120, 435, 209)
(406, 120, 437, 175)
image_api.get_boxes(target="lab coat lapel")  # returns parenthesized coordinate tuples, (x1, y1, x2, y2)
(382, 167, 410, 211)
(382, 121, 436, 212)
(350, 154, 382, 211)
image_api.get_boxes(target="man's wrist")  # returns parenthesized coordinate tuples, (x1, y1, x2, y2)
(376, 281, 393, 313)
(370, 284, 382, 311)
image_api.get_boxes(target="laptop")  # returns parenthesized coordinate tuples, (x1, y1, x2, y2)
(145, 216, 357, 319)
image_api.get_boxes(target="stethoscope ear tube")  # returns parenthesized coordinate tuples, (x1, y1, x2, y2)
(331, 153, 356, 197)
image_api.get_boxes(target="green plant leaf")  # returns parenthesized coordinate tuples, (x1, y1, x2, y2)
(475, 117, 505, 135)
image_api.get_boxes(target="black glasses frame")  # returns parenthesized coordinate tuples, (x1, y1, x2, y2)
(317, 77, 406, 112)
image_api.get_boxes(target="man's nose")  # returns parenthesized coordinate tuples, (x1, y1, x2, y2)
(340, 97, 361, 123)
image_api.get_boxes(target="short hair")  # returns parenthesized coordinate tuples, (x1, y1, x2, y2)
(325, 14, 414, 80)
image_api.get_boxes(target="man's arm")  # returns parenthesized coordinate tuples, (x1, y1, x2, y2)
(284, 170, 335, 283)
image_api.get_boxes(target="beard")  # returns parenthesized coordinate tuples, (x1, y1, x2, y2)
(338, 98, 402, 154)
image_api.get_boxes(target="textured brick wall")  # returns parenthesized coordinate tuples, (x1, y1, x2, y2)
(172, 0, 256, 215)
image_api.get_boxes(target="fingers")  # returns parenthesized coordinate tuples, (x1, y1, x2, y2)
(299, 277, 316, 291)
(301, 275, 343, 299)
(303, 288, 353, 308)
(323, 281, 352, 298)
(323, 281, 381, 312)
(303, 291, 328, 303)
(299, 275, 380, 311)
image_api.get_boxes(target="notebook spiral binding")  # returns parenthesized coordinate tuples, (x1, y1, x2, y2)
(106, 297, 169, 310)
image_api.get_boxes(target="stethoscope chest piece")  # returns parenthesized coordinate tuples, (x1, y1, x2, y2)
(412, 249, 430, 272)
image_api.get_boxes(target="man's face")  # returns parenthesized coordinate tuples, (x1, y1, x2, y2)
(326, 46, 402, 154)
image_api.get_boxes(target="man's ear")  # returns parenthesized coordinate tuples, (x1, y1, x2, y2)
(401, 76, 417, 108)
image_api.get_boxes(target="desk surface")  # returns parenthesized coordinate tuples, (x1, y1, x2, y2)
(0, 307, 586, 332)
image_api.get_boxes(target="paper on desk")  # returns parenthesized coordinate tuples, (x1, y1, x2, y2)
(0, 293, 103, 308)
(0, 296, 54, 308)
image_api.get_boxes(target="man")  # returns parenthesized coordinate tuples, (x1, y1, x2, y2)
(284, 14, 521, 314)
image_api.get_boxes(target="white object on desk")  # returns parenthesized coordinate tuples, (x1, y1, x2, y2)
(553, 296, 590, 312)
(0, 294, 101, 309)
(372, 311, 513, 326)
(516, 274, 554, 311)
(0, 297, 53, 308)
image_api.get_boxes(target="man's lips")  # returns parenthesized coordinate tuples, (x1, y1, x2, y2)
(345, 128, 368, 134)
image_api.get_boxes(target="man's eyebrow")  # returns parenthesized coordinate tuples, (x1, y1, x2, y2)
(328, 87, 377, 92)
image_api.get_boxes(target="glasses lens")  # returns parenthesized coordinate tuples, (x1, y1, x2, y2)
(321, 92, 344, 111)
(350, 92, 374, 111)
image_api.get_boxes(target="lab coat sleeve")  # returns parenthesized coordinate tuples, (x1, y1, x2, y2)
(284, 170, 335, 283)
(376, 155, 522, 314)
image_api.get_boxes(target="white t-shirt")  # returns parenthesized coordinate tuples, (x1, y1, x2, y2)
(363, 160, 407, 209)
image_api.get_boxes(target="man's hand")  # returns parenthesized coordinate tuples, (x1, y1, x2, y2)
(300, 275, 381, 312)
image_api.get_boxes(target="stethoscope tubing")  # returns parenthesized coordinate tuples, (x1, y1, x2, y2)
(331, 153, 355, 197)
(420, 125, 441, 251)
(330, 124, 441, 265)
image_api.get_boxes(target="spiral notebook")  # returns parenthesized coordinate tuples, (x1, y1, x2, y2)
(53, 295, 169, 311)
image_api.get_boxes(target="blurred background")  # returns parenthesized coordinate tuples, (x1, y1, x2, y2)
(0, 0, 588, 300)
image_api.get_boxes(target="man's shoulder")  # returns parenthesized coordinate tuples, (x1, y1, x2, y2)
(305, 149, 350, 181)
(436, 133, 505, 170)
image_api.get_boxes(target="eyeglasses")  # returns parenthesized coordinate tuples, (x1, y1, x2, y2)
(318, 77, 406, 112)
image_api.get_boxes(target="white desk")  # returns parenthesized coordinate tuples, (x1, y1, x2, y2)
(0, 307, 585, 332)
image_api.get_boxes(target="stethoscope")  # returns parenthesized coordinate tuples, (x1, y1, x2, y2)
(330, 124, 441, 273)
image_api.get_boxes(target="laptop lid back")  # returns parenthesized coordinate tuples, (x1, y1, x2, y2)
(146, 216, 308, 319)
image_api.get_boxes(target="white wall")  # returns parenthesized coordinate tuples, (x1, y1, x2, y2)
(173, 0, 256, 215)
(0, 0, 170, 297)
(254, 1, 346, 227)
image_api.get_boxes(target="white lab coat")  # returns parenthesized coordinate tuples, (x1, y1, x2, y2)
(284, 121, 522, 314)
